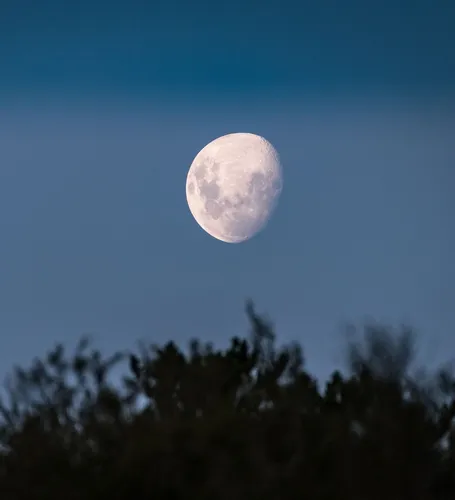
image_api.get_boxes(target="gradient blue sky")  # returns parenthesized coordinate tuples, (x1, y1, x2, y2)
(0, 0, 454, 384)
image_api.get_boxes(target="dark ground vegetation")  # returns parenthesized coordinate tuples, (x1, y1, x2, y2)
(1, 301, 454, 499)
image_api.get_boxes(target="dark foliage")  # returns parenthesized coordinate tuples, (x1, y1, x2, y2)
(1, 303, 454, 499)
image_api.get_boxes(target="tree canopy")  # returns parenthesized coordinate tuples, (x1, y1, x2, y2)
(1, 302, 454, 499)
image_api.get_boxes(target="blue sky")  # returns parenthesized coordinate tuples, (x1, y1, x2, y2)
(0, 0, 454, 384)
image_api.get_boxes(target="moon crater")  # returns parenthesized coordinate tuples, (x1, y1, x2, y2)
(186, 133, 283, 243)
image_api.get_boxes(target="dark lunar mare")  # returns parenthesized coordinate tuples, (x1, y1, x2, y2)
(194, 161, 227, 221)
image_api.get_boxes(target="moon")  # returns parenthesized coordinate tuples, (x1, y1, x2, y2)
(186, 133, 283, 243)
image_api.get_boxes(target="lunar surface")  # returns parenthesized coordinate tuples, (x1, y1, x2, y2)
(186, 133, 283, 243)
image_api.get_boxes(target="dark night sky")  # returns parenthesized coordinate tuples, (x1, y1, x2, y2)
(0, 0, 454, 383)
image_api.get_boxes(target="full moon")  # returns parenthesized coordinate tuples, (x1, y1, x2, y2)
(186, 133, 283, 243)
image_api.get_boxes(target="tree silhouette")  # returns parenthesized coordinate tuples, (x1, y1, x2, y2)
(0, 302, 454, 499)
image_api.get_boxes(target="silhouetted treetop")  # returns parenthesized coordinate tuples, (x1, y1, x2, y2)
(0, 302, 454, 500)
